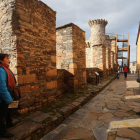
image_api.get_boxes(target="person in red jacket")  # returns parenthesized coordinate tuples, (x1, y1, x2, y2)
(123, 64, 129, 79)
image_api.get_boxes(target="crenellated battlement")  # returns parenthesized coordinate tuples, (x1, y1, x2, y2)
(88, 19, 108, 27)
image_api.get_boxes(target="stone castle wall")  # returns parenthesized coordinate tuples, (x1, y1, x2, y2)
(0, 0, 57, 113)
(56, 23, 86, 92)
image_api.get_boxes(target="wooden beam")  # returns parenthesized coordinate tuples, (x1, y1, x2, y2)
(118, 47, 128, 50)
(117, 39, 128, 42)
(117, 57, 128, 59)
(118, 50, 128, 52)
(127, 33, 130, 69)
(127, 45, 130, 70)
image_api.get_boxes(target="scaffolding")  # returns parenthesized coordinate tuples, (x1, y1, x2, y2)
(116, 33, 130, 72)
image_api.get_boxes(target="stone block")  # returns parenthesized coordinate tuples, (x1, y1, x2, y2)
(25, 111, 42, 119)
(26, 67, 30, 75)
(30, 84, 39, 91)
(31, 113, 50, 122)
(18, 108, 29, 114)
(46, 69, 57, 76)
(18, 74, 36, 84)
(48, 96, 56, 103)
(60, 106, 73, 118)
(20, 85, 31, 94)
(9, 120, 42, 140)
(51, 55, 56, 63)
(46, 80, 57, 89)
(17, 53, 24, 59)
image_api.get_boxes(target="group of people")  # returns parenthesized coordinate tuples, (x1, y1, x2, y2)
(116, 64, 129, 79)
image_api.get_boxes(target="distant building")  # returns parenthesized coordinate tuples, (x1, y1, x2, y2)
(129, 61, 136, 73)
(136, 22, 140, 76)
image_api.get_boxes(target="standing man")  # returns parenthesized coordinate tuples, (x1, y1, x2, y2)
(123, 64, 129, 79)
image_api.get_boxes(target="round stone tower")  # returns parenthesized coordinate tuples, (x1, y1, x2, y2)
(88, 19, 108, 46)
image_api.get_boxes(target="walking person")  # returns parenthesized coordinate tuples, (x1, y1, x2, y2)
(0, 53, 20, 138)
(116, 65, 120, 79)
(123, 64, 129, 79)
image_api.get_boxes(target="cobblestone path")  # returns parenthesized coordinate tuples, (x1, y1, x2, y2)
(41, 74, 140, 140)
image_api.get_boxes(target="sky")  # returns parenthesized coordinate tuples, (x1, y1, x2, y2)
(42, 0, 140, 62)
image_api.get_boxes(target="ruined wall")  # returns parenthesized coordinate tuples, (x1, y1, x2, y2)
(86, 47, 94, 68)
(105, 35, 111, 75)
(111, 51, 114, 73)
(86, 37, 94, 68)
(92, 45, 106, 72)
(111, 37, 117, 70)
(73, 24, 86, 89)
(56, 25, 73, 70)
(56, 23, 86, 93)
(0, 0, 57, 113)
(0, 0, 17, 75)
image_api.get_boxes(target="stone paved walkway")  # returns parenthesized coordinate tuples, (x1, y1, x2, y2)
(41, 74, 140, 140)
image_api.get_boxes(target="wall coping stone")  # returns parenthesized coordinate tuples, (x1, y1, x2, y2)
(56, 23, 85, 32)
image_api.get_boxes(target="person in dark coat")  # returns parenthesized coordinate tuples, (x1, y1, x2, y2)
(0, 53, 20, 138)
(123, 64, 129, 79)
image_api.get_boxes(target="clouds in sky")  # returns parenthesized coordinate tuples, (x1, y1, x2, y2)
(42, 0, 140, 62)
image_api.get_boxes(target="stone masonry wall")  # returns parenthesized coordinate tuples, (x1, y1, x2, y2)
(1, 0, 57, 113)
(92, 45, 106, 77)
(86, 68, 103, 84)
(111, 51, 114, 73)
(0, 0, 17, 76)
(56, 25, 73, 70)
(105, 35, 111, 75)
(85, 37, 94, 68)
(111, 38, 117, 70)
(56, 23, 86, 92)
(73, 24, 86, 89)
(86, 47, 94, 68)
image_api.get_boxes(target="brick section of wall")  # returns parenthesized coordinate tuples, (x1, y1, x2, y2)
(56, 23, 86, 93)
(0, 0, 57, 111)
